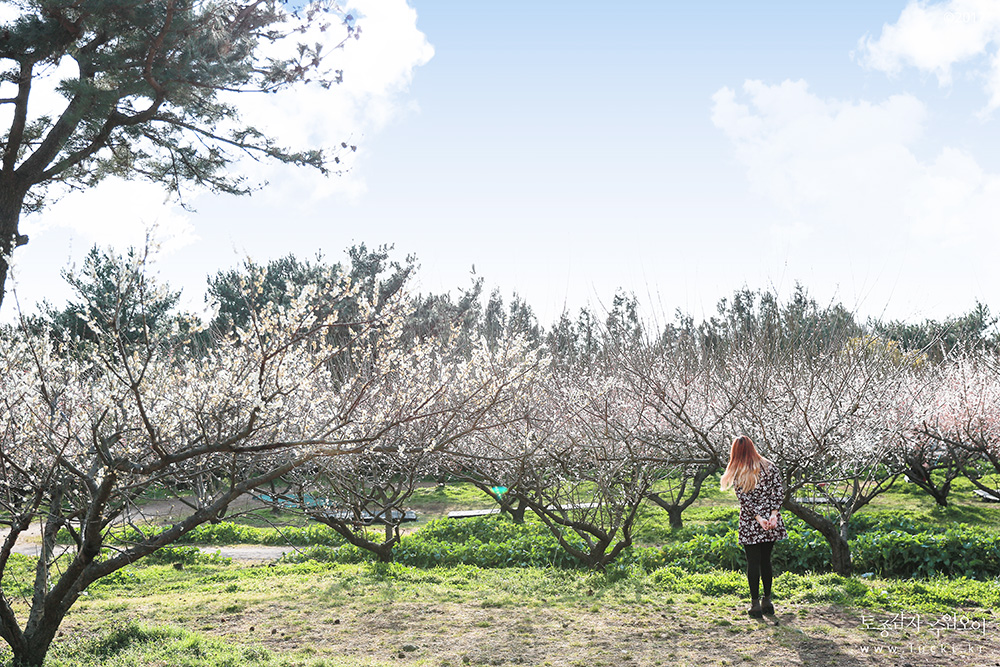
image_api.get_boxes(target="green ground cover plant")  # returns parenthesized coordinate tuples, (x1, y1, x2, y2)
(8, 477, 1000, 665)
(97, 480, 1000, 581)
(102, 522, 349, 548)
(33, 621, 285, 667)
(2, 560, 995, 666)
(269, 510, 1000, 581)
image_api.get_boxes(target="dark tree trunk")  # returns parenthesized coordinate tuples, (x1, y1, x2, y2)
(906, 470, 950, 507)
(785, 499, 853, 576)
(0, 460, 310, 667)
(523, 492, 644, 571)
(646, 495, 685, 530)
(826, 531, 853, 577)
(374, 543, 394, 563)
(901, 451, 965, 507)
(500, 497, 527, 524)
(13, 629, 59, 667)
(0, 182, 28, 311)
(313, 516, 399, 564)
(646, 463, 718, 530)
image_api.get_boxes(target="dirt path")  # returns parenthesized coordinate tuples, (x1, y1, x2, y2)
(63, 582, 1000, 667)
(11, 494, 294, 562)
(10, 541, 294, 561)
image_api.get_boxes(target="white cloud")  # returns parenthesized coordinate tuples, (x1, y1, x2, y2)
(25, 178, 197, 254)
(858, 0, 1000, 109)
(218, 0, 435, 204)
(711, 79, 1000, 246)
(14, 0, 433, 246)
(6, 58, 199, 256)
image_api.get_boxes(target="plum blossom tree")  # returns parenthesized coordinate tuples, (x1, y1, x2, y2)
(270, 449, 433, 563)
(0, 259, 517, 666)
(613, 338, 731, 529)
(454, 364, 680, 570)
(919, 354, 1000, 498)
(257, 336, 541, 563)
(730, 333, 921, 575)
(894, 361, 973, 507)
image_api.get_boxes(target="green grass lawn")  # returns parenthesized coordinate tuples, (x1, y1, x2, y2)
(13, 473, 1000, 666)
(178, 472, 1000, 544)
(6, 558, 995, 666)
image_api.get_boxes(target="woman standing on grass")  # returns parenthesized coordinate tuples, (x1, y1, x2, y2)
(721, 435, 788, 619)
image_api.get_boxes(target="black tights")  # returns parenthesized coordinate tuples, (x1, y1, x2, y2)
(743, 541, 775, 600)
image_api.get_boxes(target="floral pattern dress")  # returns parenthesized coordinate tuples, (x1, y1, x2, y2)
(734, 461, 788, 545)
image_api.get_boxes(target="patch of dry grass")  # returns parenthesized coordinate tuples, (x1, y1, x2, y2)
(41, 561, 1000, 667)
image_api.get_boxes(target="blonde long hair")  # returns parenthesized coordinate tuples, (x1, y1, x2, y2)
(720, 435, 769, 493)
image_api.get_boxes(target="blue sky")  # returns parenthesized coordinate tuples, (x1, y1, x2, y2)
(7, 0, 1000, 327)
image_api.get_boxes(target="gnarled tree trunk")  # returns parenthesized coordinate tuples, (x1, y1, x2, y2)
(784, 499, 852, 576)
(0, 182, 29, 311)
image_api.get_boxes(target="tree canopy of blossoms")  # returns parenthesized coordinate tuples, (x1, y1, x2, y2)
(0, 259, 536, 666)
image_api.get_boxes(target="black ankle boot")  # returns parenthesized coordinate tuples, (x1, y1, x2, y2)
(748, 598, 763, 618)
(761, 596, 774, 615)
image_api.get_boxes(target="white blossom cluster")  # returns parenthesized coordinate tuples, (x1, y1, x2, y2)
(919, 355, 1000, 462)
(0, 265, 540, 658)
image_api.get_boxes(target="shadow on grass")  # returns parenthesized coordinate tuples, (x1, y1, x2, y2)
(769, 614, 870, 667)
(927, 502, 1000, 526)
